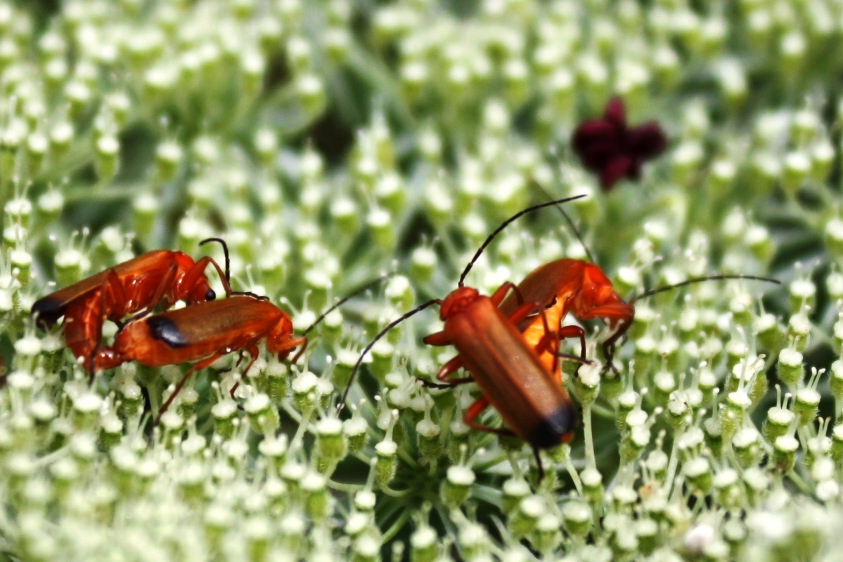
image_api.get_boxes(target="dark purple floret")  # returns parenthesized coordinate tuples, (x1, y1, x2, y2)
(572, 97, 667, 190)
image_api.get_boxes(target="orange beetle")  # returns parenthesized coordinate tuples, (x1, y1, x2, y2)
(499, 258, 634, 376)
(95, 276, 382, 421)
(95, 294, 304, 421)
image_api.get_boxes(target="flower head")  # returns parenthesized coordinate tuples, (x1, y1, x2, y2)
(572, 97, 667, 189)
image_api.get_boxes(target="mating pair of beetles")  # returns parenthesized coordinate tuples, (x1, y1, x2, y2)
(31, 238, 306, 421)
(32, 195, 772, 454)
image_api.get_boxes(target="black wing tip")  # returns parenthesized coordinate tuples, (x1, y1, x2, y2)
(531, 404, 578, 449)
(147, 316, 189, 348)
(31, 297, 65, 330)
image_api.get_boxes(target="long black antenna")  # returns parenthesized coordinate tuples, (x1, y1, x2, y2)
(199, 237, 230, 282)
(303, 275, 389, 336)
(532, 180, 595, 264)
(534, 146, 596, 263)
(458, 194, 586, 286)
(339, 299, 440, 409)
(630, 274, 780, 303)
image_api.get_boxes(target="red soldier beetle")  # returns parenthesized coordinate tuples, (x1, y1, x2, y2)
(510, 178, 778, 377)
(94, 294, 304, 422)
(344, 196, 589, 472)
(94, 277, 384, 423)
(31, 238, 232, 374)
(499, 259, 633, 378)
(499, 259, 780, 379)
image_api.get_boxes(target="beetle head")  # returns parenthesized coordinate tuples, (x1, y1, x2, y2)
(187, 281, 216, 305)
(438, 286, 480, 320)
(267, 312, 297, 357)
(172, 253, 217, 305)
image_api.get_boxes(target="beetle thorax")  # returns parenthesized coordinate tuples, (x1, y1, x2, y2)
(439, 286, 480, 320)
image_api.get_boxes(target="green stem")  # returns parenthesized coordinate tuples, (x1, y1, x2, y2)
(380, 509, 411, 544)
(394, 443, 419, 470)
(664, 428, 681, 491)
(725, 442, 745, 477)
(327, 480, 362, 493)
(786, 470, 813, 496)
(380, 483, 410, 498)
(283, 403, 314, 453)
(472, 451, 509, 473)
(469, 483, 502, 506)
(63, 184, 140, 203)
(563, 454, 584, 496)
(582, 402, 596, 471)
(591, 402, 615, 419)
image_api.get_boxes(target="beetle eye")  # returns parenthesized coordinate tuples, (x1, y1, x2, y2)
(206, 289, 216, 301)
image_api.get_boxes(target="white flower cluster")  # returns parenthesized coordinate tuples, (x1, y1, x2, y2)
(0, 0, 842, 559)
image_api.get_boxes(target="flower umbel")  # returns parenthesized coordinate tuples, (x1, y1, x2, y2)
(2, 0, 843, 559)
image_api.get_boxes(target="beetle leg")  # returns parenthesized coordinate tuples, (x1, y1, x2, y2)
(533, 448, 545, 481)
(283, 336, 309, 364)
(241, 345, 260, 377)
(464, 396, 517, 437)
(78, 269, 128, 377)
(557, 352, 591, 364)
(141, 384, 152, 417)
(422, 330, 452, 347)
(418, 354, 473, 388)
(229, 345, 260, 399)
(489, 281, 519, 306)
(90, 270, 128, 377)
(120, 264, 181, 328)
(579, 303, 635, 323)
(603, 318, 634, 375)
(156, 351, 225, 423)
(185, 256, 232, 298)
(505, 300, 545, 326)
(144, 261, 179, 315)
(89, 283, 111, 379)
(578, 303, 634, 370)
(602, 343, 623, 376)
(556, 325, 586, 363)
(101, 268, 128, 317)
(418, 376, 474, 388)
(530, 310, 593, 375)
(434, 355, 474, 385)
(287, 336, 309, 364)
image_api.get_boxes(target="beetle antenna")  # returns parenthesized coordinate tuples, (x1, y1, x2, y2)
(340, 299, 440, 410)
(630, 274, 780, 303)
(458, 194, 586, 287)
(199, 237, 230, 282)
(532, 179, 594, 264)
(303, 274, 390, 336)
(534, 146, 596, 263)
